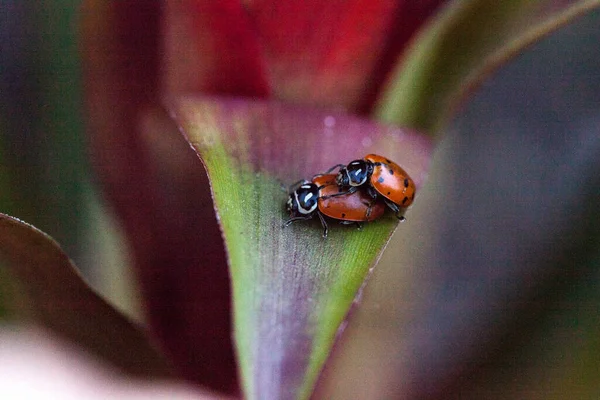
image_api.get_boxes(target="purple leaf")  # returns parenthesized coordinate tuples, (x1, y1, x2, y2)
(166, 95, 432, 399)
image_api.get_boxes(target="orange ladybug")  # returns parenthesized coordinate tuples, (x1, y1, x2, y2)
(284, 174, 385, 237)
(333, 154, 416, 219)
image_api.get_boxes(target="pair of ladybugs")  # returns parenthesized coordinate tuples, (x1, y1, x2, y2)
(284, 154, 416, 237)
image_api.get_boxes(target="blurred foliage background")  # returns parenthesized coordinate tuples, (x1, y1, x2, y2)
(1, 1, 85, 253)
(0, 0, 137, 321)
(0, 1, 599, 398)
(316, 7, 600, 399)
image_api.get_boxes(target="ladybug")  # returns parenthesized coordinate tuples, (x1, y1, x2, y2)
(284, 174, 385, 237)
(331, 154, 416, 219)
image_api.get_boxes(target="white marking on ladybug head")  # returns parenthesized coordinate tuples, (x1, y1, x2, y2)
(294, 189, 318, 215)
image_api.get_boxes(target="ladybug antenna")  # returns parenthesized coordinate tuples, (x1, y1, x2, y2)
(324, 163, 346, 174)
(283, 215, 313, 228)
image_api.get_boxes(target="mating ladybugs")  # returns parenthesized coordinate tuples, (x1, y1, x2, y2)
(331, 154, 415, 219)
(284, 174, 385, 237)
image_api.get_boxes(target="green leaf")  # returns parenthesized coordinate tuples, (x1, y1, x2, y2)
(166, 96, 432, 400)
(375, 0, 600, 133)
(0, 213, 173, 379)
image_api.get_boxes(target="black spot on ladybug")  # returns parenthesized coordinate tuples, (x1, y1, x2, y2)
(387, 191, 391, 195)
(404, 178, 409, 187)
(341, 213, 346, 218)
(402, 196, 408, 205)
(389, 169, 394, 175)
(374, 162, 382, 166)
(378, 177, 384, 183)
(385, 158, 392, 163)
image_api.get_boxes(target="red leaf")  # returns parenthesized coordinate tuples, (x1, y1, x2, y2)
(245, 0, 448, 111)
(81, 1, 237, 394)
(165, 0, 448, 112)
(0, 213, 173, 380)
(164, 0, 270, 97)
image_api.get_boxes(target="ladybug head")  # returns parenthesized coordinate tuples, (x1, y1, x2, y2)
(336, 160, 369, 187)
(288, 183, 319, 215)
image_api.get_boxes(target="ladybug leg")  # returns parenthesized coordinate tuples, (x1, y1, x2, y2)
(383, 198, 398, 213)
(283, 214, 313, 228)
(361, 200, 375, 220)
(367, 185, 379, 199)
(316, 212, 329, 238)
(338, 221, 363, 230)
(383, 199, 406, 222)
(321, 186, 357, 200)
(324, 164, 346, 174)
